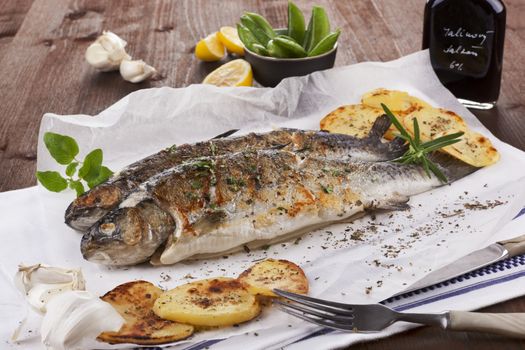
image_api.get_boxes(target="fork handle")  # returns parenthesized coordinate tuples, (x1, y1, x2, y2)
(448, 311, 525, 338)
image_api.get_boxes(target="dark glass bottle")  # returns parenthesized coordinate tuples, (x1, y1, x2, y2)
(422, 0, 506, 109)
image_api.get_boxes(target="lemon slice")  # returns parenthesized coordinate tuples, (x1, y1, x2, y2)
(195, 32, 225, 61)
(202, 59, 253, 87)
(218, 26, 245, 56)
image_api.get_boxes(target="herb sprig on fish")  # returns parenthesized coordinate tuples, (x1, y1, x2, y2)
(381, 104, 464, 183)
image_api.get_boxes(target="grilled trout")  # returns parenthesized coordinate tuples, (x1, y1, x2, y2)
(81, 147, 476, 266)
(65, 115, 406, 231)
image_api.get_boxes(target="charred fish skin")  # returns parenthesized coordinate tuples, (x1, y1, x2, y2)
(65, 116, 406, 231)
(81, 148, 476, 266)
(66, 130, 294, 231)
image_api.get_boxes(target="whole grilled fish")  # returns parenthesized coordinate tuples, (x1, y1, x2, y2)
(66, 115, 405, 231)
(81, 147, 476, 266)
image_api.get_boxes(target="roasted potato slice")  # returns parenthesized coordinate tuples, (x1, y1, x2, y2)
(153, 277, 261, 327)
(437, 129, 499, 167)
(98, 280, 194, 345)
(320, 104, 390, 139)
(403, 107, 468, 141)
(361, 88, 432, 114)
(238, 259, 309, 297)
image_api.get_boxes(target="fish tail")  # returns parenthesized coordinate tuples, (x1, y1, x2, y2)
(366, 114, 408, 160)
(428, 152, 479, 183)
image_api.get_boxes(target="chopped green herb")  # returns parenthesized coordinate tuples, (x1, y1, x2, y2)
(191, 180, 203, 189)
(226, 177, 246, 192)
(320, 184, 333, 194)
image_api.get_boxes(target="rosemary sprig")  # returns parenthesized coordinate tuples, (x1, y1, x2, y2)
(381, 103, 464, 183)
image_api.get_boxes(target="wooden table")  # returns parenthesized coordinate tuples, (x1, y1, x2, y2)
(1, 0, 524, 348)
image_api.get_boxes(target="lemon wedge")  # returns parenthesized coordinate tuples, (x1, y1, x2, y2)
(202, 59, 253, 87)
(218, 26, 245, 56)
(195, 32, 225, 61)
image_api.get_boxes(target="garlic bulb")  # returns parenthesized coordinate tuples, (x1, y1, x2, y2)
(85, 31, 131, 71)
(14, 264, 85, 313)
(119, 59, 157, 83)
(41, 291, 124, 350)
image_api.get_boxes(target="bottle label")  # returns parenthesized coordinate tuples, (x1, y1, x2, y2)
(429, 3, 495, 78)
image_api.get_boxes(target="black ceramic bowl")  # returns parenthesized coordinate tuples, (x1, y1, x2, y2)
(244, 34, 337, 87)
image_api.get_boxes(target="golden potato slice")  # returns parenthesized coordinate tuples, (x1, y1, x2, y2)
(98, 281, 194, 345)
(437, 129, 500, 167)
(361, 88, 432, 114)
(238, 259, 309, 297)
(320, 104, 387, 138)
(153, 277, 261, 327)
(403, 107, 468, 141)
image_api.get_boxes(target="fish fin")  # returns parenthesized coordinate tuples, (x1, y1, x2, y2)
(377, 194, 410, 211)
(366, 115, 409, 160)
(192, 209, 228, 233)
(427, 152, 478, 184)
(211, 129, 239, 139)
(366, 114, 391, 140)
(270, 142, 292, 150)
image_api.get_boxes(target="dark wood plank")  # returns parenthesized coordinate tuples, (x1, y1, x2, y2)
(0, 0, 33, 59)
(0, 1, 524, 349)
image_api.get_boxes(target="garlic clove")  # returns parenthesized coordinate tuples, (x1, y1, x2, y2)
(15, 264, 85, 313)
(41, 291, 124, 350)
(85, 31, 131, 72)
(119, 59, 157, 83)
(27, 282, 76, 313)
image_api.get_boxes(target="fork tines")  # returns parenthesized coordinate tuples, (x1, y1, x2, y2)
(273, 289, 356, 331)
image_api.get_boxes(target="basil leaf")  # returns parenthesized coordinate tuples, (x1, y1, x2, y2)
(87, 166, 113, 189)
(78, 149, 103, 182)
(69, 180, 85, 197)
(36, 171, 68, 192)
(65, 162, 79, 177)
(43, 132, 79, 165)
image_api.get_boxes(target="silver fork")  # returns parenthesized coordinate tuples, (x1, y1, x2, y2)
(273, 289, 525, 338)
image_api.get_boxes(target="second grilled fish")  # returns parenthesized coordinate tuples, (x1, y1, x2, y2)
(66, 115, 405, 231)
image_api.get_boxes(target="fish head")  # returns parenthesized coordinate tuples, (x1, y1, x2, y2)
(65, 184, 123, 231)
(81, 200, 175, 266)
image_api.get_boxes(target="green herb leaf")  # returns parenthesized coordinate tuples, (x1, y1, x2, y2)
(78, 149, 103, 182)
(43, 132, 79, 165)
(86, 166, 113, 189)
(65, 162, 79, 177)
(36, 171, 68, 192)
(69, 180, 85, 197)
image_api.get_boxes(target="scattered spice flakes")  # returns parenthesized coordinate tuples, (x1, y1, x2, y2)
(464, 199, 507, 210)
(365, 286, 373, 295)
(439, 208, 465, 218)
(183, 273, 196, 279)
(376, 280, 383, 287)
(350, 229, 365, 241)
(160, 272, 171, 282)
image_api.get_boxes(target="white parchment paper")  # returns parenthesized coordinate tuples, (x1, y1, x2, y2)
(1, 51, 525, 349)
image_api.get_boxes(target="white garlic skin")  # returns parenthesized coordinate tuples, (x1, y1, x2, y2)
(85, 31, 131, 72)
(14, 264, 85, 313)
(41, 291, 124, 350)
(119, 59, 157, 83)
